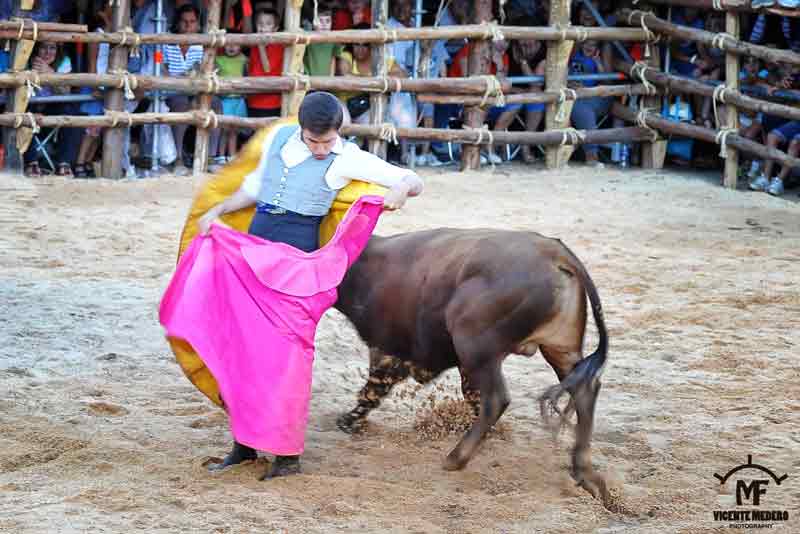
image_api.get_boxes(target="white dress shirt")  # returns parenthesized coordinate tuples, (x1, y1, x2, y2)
(241, 126, 413, 199)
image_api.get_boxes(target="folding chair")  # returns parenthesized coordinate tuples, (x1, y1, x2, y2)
(31, 126, 61, 173)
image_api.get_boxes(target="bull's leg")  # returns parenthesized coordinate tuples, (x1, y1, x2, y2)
(458, 366, 481, 417)
(540, 347, 607, 501)
(443, 358, 510, 471)
(336, 348, 410, 434)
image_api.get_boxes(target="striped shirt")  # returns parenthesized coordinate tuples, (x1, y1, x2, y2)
(163, 44, 204, 76)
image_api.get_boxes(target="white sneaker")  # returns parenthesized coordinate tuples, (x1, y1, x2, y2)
(749, 174, 770, 192)
(767, 177, 785, 196)
(425, 153, 445, 167)
(414, 154, 429, 167)
(174, 164, 190, 177)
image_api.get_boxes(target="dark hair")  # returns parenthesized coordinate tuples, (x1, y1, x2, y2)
(33, 41, 66, 70)
(298, 91, 344, 134)
(173, 4, 201, 33)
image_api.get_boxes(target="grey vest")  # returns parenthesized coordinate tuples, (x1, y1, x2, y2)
(256, 125, 339, 216)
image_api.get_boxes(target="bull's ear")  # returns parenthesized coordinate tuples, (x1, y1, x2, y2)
(240, 242, 349, 297)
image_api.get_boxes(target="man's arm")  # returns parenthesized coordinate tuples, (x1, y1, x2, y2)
(198, 189, 258, 234)
(331, 144, 424, 210)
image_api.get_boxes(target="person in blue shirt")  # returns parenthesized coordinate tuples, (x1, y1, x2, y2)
(569, 39, 610, 168)
(670, 8, 705, 77)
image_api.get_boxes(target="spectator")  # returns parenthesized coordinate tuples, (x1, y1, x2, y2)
(749, 63, 800, 196)
(332, 0, 371, 30)
(223, 0, 254, 32)
(163, 4, 220, 175)
(303, 6, 344, 76)
(693, 15, 726, 128)
(670, 8, 704, 78)
(508, 36, 547, 163)
(568, 39, 611, 168)
(336, 26, 408, 148)
(248, 9, 284, 119)
(415, 38, 449, 167)
(386, 0, 417, 164)
(749, 119, 799, 196)
(23, 42, 81, 177)
(216, 37, 248, 162)
(445, 38, 511, 165)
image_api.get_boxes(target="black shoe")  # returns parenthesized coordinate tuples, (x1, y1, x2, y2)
(261, 455, 301, 479)
(207, 441, 257, 471)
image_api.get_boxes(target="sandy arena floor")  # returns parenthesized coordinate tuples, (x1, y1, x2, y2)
(0, 163, 798, 533)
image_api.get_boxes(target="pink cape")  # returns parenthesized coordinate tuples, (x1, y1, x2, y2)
(158, 196, 383, 455)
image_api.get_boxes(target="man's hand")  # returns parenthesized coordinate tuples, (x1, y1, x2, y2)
(383, 184, 409, 211)
(383, 173, 423, 211)
(198, 207, 223, 235)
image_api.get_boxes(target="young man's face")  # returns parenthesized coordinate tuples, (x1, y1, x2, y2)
(302, 128, 339, 159)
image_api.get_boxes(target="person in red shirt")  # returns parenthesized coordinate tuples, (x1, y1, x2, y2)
(248, 9, 285, 117)
(448, 40, 512, 164)
(332, 0, 371, 30)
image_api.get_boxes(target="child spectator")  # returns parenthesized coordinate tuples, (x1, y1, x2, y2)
(303, 6, 343, 76)
(216, 38, 249, 162)
(248, 9, 285, 118)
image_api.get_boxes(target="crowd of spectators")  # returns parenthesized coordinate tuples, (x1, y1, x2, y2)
(1, 0, 798, 196)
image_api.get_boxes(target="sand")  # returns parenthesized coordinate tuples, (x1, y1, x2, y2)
(1, 163, 798, 533)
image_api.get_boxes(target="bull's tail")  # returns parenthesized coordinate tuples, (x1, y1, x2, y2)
(539, 251, 608, 426)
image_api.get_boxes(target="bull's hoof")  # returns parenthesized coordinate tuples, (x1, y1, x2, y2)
(260, 455, 301, 480)
(442, 451, 468, 472)
(336, 412, 366, 434)
(575, 471, 611, 507)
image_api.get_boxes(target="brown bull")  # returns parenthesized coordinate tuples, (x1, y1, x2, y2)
(334, 228, 609, 500)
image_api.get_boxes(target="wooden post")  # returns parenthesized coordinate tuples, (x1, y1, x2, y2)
(544, 0, 574, 169)
(368, 0, 388, 158)
(460, 0, 493, 170)
(192, 0, 223, 175)
(101, 0, 131, 179)
(723, 11, 740, 188)
(4, 0, 37, 172)
(6, 41, 36, 172)
(281, 0, 306, 117)
(641, 41, 667, 169)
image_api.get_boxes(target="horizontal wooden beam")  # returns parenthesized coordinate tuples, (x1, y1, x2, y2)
(611, 102, 800, 169)
(615, 60, 800, 122)
(0, 20, 88, 32)
(0, 25, 649, 47)
(0, 110, 654, 146)
(622, 9, 800, 67)
(0, 72, 513, 95)
(417, 84, 653, 105)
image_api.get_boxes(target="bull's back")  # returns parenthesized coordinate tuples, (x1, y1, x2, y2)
(336, 228, 574, 367)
